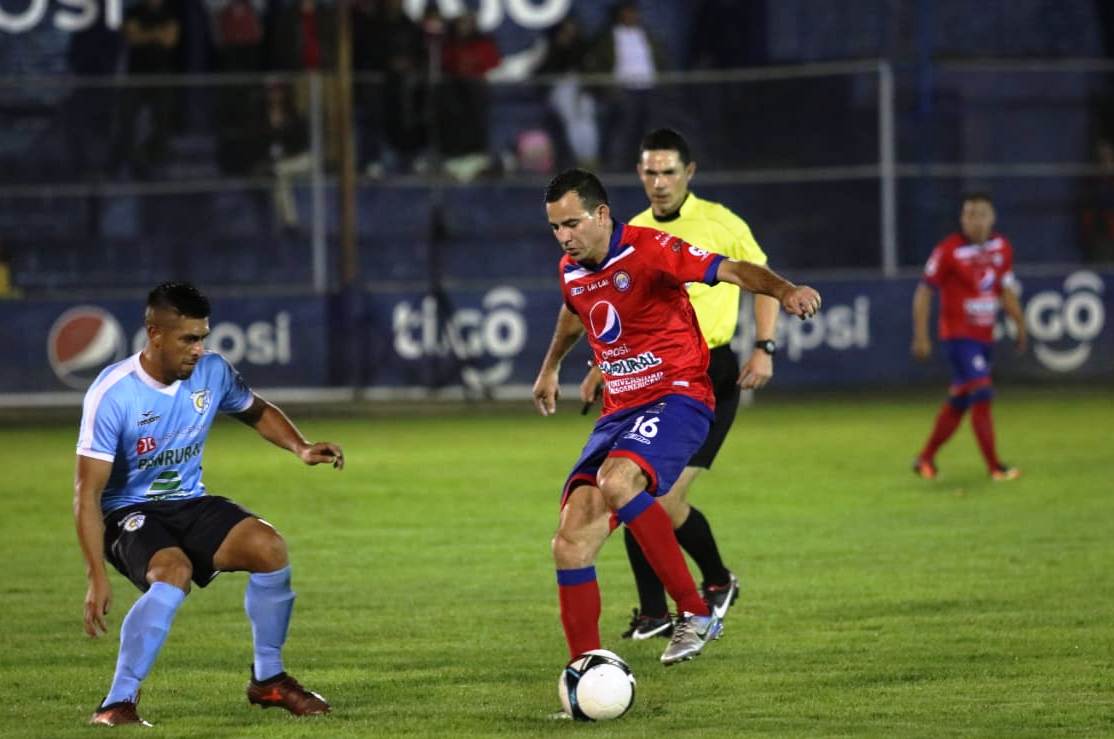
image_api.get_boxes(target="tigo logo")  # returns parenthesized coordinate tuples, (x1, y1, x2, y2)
(47, 306, 127, 389)
(589, 301, 622, 344)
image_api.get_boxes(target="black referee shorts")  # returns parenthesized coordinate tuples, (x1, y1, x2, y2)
(103, 495, 255, 592)
(688, 344, 742, 470)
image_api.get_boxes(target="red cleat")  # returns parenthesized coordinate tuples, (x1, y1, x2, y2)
(89, 692, 151, 727)
(247, 671, 330, 716)
(912, 458, 938, 480)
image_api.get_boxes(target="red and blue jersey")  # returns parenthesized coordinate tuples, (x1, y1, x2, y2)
(560, 222, 726, 416)
(923, 232, 1017, 343)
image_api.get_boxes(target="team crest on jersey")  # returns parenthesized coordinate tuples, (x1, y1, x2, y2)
(121, 513, 146, 532)
(589, 301, 623, 344)
(190, 388, 212, 414)
(614, 270, 632, 292)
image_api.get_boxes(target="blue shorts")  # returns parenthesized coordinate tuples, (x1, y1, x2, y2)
(562, 394, 713, 507)
(943, 339, 993, 394)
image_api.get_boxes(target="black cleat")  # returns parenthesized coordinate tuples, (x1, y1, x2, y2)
(620, 608, 673, 640)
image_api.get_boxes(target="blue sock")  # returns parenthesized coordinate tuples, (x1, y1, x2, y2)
(104, 582, 186, 706)
(244, 565, 295, 682)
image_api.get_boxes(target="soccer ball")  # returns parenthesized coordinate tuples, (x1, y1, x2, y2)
(558, 649, 636, 721)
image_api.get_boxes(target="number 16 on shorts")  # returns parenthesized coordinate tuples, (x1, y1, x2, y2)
(623, 414, 661, 445)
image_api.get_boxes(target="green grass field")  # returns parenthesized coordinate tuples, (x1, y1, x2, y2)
(2, 388, 1113, 737)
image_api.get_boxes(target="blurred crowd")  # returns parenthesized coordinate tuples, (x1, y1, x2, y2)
(60, 0, 759, 188)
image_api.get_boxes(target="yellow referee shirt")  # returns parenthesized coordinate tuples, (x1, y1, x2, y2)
(629, 193, 767, 349)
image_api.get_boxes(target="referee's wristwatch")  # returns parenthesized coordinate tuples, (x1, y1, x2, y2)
(755, 339, 777, 356)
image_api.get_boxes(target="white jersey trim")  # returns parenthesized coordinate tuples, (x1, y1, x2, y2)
(77, 450, 115, 463)
(564, 245, 635, 283)
(76, 358, 137, 461)
(132, 353, 181, 396)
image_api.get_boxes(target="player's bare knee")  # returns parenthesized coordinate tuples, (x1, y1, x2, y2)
(255, 528, 289, 571)
(146, 552, 192, 591)
(595, 474, 637, 510)
(552, 529, 592, 568)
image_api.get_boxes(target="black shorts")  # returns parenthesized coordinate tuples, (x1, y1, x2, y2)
(103, 496, 255, 593)
(688, 344, 741, 470)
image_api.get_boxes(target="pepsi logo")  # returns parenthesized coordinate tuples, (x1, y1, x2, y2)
(978, 267, 996, 292)
(47, 306, 127, 389)
(589, 301, 623, 344)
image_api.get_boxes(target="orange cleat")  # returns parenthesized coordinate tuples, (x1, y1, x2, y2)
(247, 671, 330, 716)
(89, 692, 151, 727)
(990, 465, 1021, 481)
(912, 458, 938, 480)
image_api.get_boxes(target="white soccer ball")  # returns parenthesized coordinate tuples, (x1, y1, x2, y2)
(557, 648, 636, 721)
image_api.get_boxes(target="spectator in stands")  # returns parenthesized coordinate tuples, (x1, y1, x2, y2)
(111, 0, 181, 178)
(210, 0, 264, 176)
(355, 0, 428, 175)
(437, 10, 501, 180)
(1081, 137, 1114, 262)
(536, 16, 599, 169)
(258, 80, 311, 231)
(271, 0, 337, 73)
(213, 0, 264, 72)
(66, 19, 124, 180)
(584, 1, 669, 171)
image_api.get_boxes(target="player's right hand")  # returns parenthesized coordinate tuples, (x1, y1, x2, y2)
(532, 370, 560, 416)
(299, 442, 345, 469)
(911, 335, 932, 361)
(579, 366, 603, 404)
(84, 577, 112, 638)
(781, 286, 821, 319)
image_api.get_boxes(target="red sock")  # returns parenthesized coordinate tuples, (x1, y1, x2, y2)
(970, 400, 1002, 471)
(557, 568, 601, 658)
(618, 493, 708, 616)
(920, 402, 965, 461)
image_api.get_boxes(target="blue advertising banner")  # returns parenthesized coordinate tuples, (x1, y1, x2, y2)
(0, 269, 1109, 402)
(0, 295, 329, 394)
(364, 270, 1113, 393)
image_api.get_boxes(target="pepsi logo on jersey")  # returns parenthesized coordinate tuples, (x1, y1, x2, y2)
(589, 302, 623, 344)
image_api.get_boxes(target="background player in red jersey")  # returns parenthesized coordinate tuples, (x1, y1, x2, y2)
(532, 169, 819, 672)
(911, 193, 1028, 481)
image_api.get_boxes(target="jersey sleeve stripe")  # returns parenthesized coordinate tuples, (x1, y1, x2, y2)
(77, 449, 115, 463)
(702, 254, 727, 285)
(76, 360, 134, 457)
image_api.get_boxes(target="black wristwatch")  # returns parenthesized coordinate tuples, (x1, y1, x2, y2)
(755, 339, 777, 356)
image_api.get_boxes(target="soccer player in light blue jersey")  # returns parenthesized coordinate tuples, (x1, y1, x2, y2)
(75, 282, 344, 727)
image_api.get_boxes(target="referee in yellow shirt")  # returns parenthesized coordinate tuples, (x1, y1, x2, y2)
(580, 128, 778, 640)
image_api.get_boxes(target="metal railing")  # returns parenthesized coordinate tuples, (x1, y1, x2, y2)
(1, 59, 1112, 297)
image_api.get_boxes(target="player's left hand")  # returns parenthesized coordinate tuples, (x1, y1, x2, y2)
(739, 350, 773, 389)
(781, 286, 821, 319)
(300, 442, 344, 469)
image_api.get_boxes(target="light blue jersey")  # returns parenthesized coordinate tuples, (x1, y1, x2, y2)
(77, 351, 254, 515)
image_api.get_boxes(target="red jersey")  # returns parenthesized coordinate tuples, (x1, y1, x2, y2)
(922, 232, 1017, 342)
(561, 222, 726, 416)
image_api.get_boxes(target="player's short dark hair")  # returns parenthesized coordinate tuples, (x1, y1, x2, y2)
(962, 192, 994, 207)
(545, 168, 610, 211)
(640, 128, 692, 165)
(147, 281, 211, 319)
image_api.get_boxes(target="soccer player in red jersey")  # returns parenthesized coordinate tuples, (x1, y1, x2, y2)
(532, 169, 820, 668)
(911, 193, 1028, 481)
